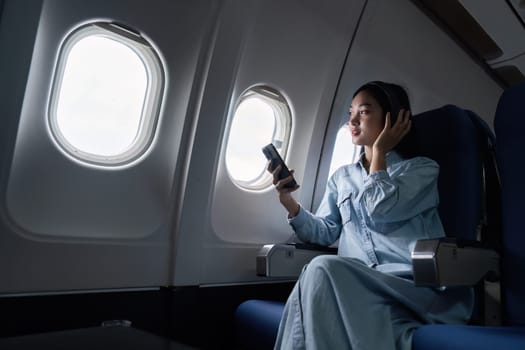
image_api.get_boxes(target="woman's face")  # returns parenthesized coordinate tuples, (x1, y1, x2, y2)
(348, 90, 385, 147)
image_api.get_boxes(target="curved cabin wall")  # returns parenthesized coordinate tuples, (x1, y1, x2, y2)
(0, 0, 503, 293)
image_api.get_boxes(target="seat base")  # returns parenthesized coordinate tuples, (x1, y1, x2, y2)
(413, 324, 525, 350)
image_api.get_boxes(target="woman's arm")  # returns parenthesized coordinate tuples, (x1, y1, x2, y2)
(290, 176, 343, 246)
(362, 157, 441, 222)
(270, 164, 300, 217)
(370, 110, 411, 174)
(362, 109, 440, 223)
(269, 163, 342, 245)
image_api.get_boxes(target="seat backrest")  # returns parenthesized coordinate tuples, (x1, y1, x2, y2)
(411, 105, 488, 241)
(494, 82, 525, 326)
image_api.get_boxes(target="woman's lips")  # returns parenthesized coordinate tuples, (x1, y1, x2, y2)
(351, 129, 360, 136)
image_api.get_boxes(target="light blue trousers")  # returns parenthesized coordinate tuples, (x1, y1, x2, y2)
(274, 255, 473, 350)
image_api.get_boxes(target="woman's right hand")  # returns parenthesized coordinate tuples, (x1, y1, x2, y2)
(268, 164, 299, 193)
(267, 163, 301, 217)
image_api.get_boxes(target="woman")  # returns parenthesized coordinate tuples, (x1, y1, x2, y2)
(270, 81, 473, 349)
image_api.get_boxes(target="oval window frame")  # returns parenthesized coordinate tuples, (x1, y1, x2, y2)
(224, 86, 293, 190)
(47, 22, 165, 167)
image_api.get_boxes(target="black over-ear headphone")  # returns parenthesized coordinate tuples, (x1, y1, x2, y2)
(368, 81, 402, 124)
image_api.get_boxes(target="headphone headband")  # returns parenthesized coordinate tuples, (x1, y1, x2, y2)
(368, 81, 402, 123)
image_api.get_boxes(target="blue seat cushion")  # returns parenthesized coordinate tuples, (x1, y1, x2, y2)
(413, 325, 525, 350)
(238, 301, 525, 349)
(235, 300, 284, 349)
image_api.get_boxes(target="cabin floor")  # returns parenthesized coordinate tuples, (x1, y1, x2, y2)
(0, 282, 295, 349)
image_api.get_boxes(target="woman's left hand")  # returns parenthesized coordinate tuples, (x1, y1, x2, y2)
(373, 109, 411, 154)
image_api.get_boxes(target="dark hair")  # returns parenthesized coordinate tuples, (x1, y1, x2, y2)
(353, 81, 416, 159)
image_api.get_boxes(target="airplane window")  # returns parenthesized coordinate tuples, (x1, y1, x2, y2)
(48, 23, 164, 166)
(225, 87, 292, 190)
(328, 123, 360, 177)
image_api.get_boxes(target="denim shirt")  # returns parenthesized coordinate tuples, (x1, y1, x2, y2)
(289, 151, 445, 277)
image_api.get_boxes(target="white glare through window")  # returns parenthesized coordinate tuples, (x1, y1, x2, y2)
(56, 35, 147, 156)
(49, 23, 164, 167)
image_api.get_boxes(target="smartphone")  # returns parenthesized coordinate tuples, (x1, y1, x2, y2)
(262, 143, 298, 188)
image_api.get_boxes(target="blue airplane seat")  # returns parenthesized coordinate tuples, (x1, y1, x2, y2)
(235, 105, 495, 349)
(412, 82, 525, 349)
(494, 82, 525, 327)
(236, 300, 285, 350)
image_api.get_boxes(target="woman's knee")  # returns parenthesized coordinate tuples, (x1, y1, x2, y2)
(308, 254, 340, 270)
(302, 256, 367, 286)
(308, 255, 364, 272)
(302, 255, 348, 281)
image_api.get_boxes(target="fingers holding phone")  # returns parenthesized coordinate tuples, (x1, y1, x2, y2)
(263, 144, 301, 217)
(262, 143, 299, 192)
(269, 164, 300, 193)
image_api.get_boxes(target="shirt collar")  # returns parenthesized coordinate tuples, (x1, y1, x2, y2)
(357, 150, 402, 169)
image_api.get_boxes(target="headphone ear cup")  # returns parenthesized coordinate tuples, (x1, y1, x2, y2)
(387, 91, 401, 124)
(382, 83, 401, 124)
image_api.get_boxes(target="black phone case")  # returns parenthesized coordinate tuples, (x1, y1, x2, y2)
(262, 144, 297, 188)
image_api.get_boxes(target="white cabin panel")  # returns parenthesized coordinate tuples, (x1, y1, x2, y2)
(0, 0, 219, 293)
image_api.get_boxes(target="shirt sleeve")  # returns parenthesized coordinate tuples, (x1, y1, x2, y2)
(361, 157, 440, 223)
(288, 174, 342, 246)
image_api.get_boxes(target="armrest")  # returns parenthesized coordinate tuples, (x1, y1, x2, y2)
(411, 238, 500, 287)
(256, 243, 337, 277)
